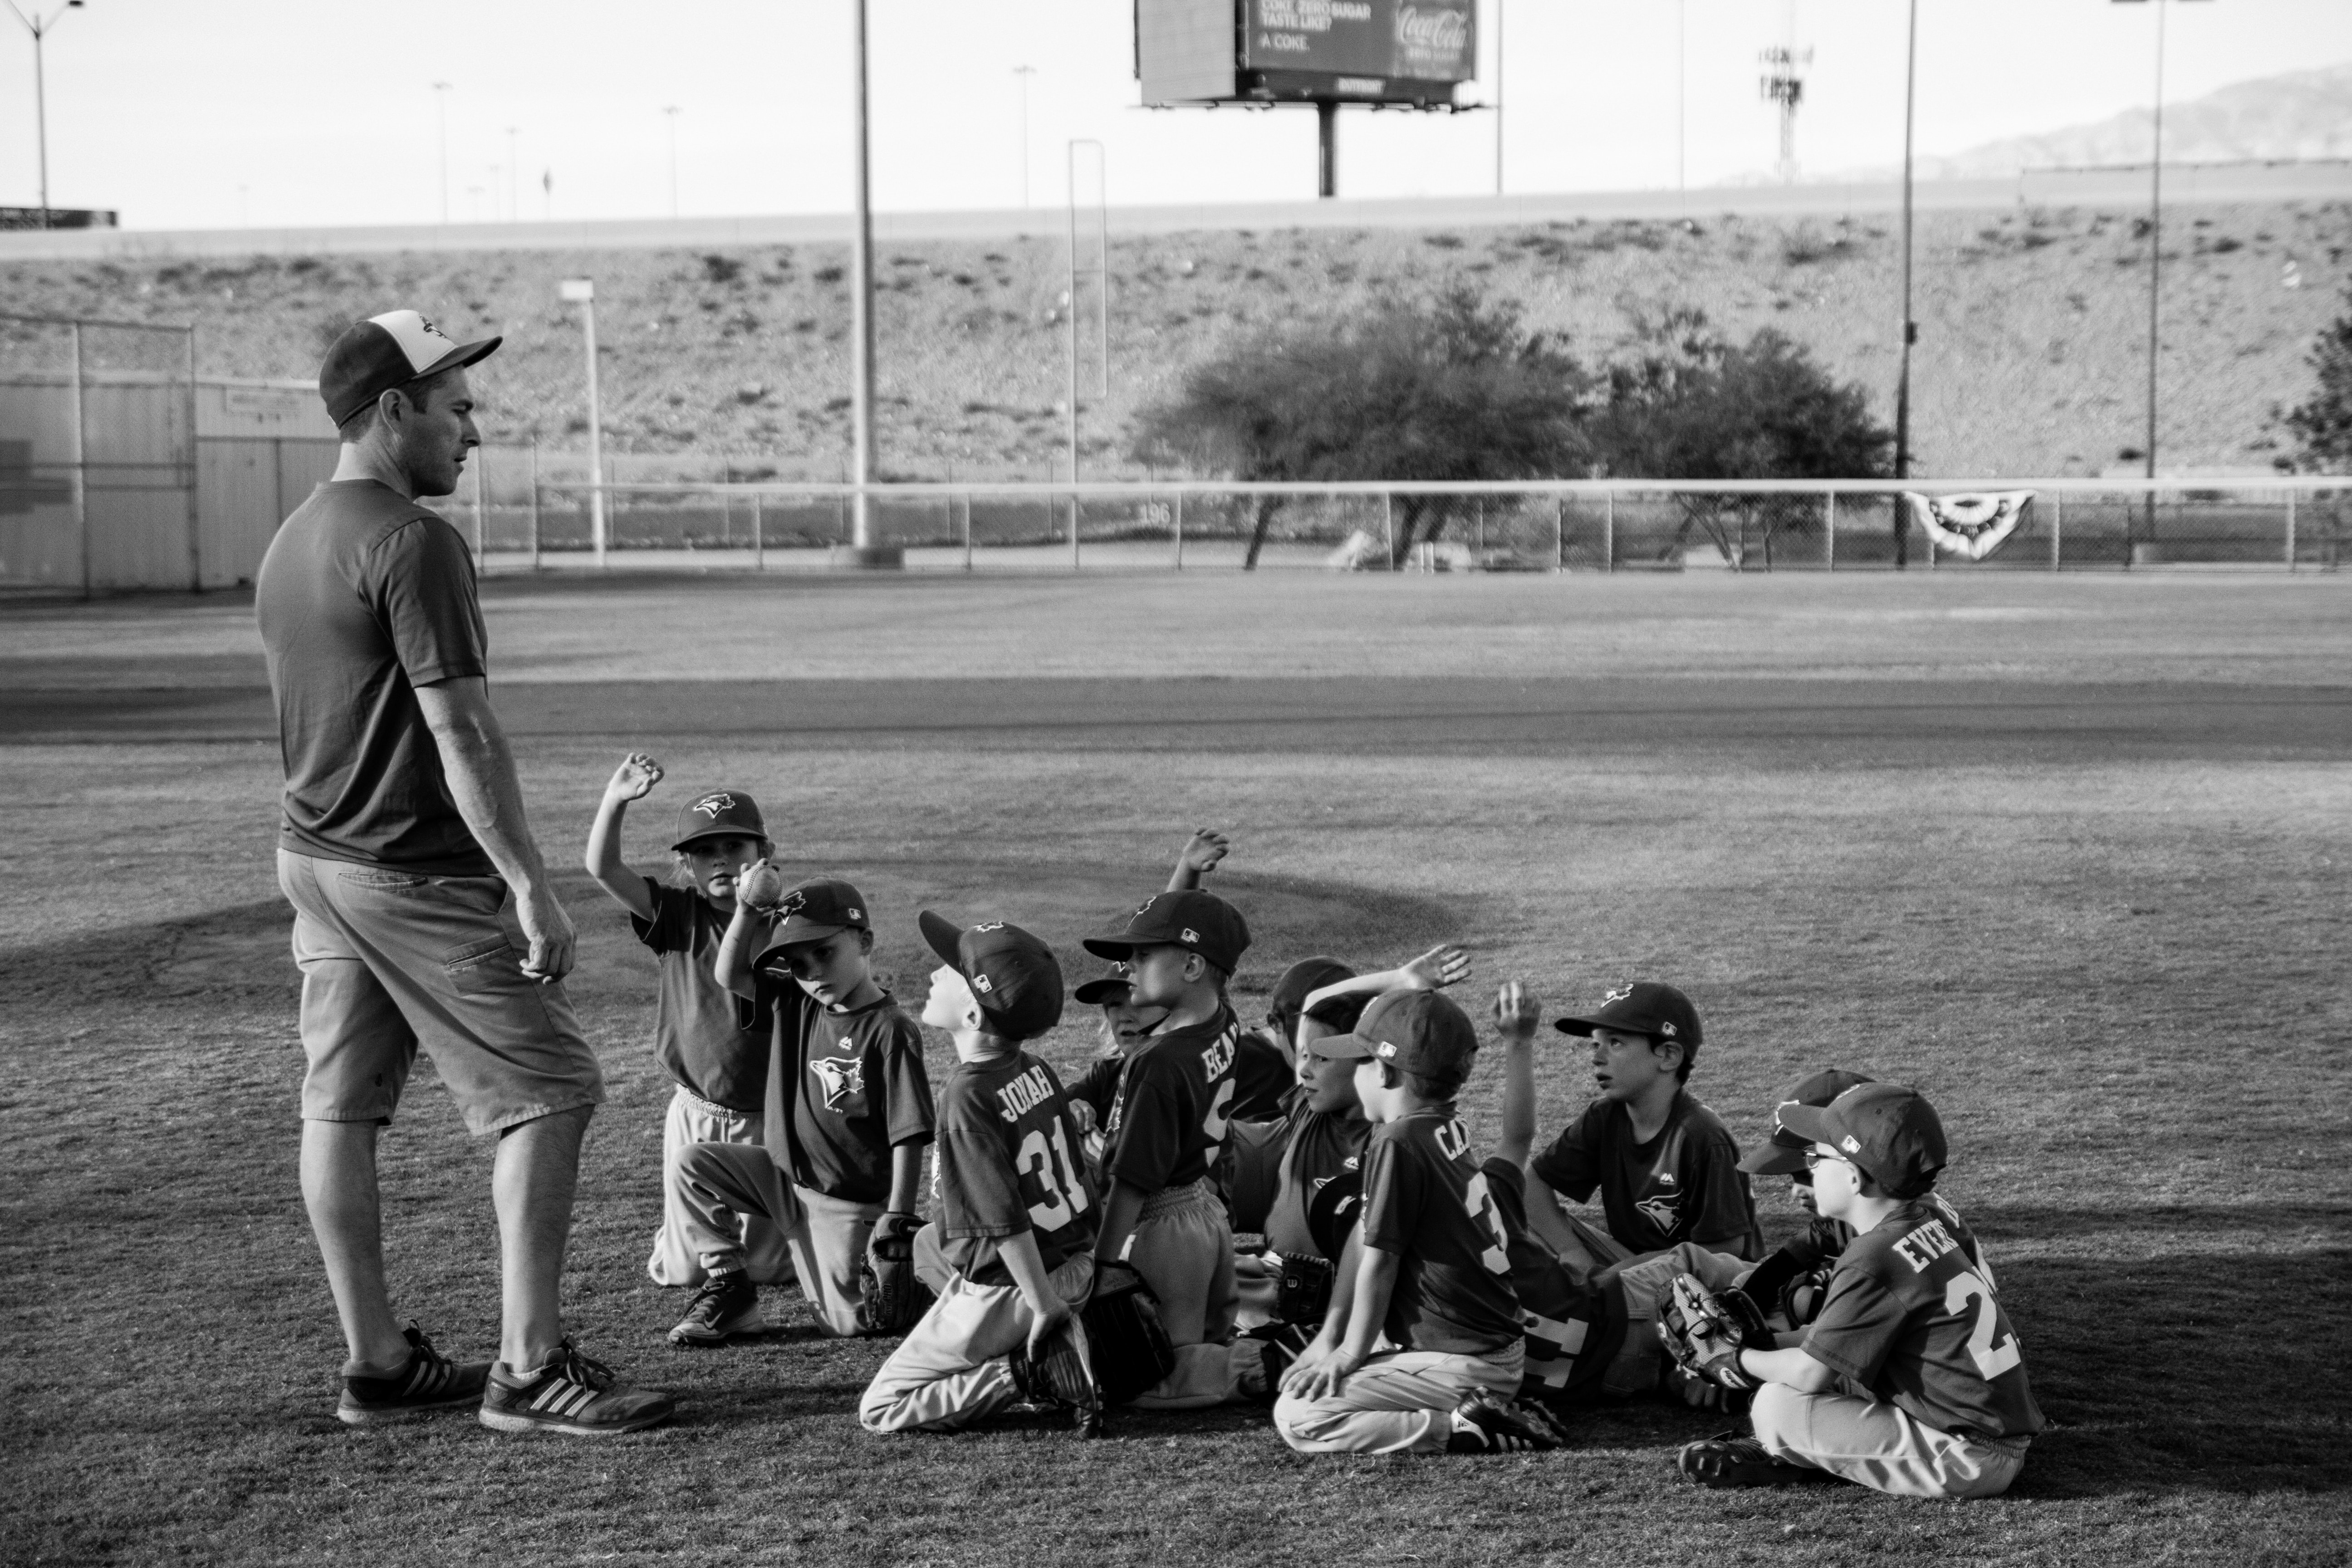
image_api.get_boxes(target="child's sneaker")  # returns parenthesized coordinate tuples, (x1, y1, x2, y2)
(336, 1322, 490, 1426)
(668, 1270, 762, 1347)
(478, 1340, 675, 1436)
(1444, 1389, 1568, 1453)
(1678, 1431, 1833, 1488)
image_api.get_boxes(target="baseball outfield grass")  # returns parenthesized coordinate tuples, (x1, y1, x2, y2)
(2, 570, 2347, 1566)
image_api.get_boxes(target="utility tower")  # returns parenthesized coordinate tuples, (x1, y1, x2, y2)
(1758, 0, 1811, 183)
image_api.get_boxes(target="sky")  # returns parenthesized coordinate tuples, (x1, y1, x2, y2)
(3, 0, 2348, 230)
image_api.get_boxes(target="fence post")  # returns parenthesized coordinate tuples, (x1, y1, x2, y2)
(1173, 491, 1184, 571)
(753, 488, 765, 573)
(1383, 492, 1394, 571)
(1825, 490, 1836, 571)
(1603, 489, 1615, 574)
(183, 325, 202, 591)
(962, 492, 973, 572)
(2286, 488, 2297, 573)
(69, 320, 89, 600)
(528, 436, 541, 571)
(1070, 490, 1081, 572)
(1553, 496, 1564, 573)
(2050, 492, 2061, 572)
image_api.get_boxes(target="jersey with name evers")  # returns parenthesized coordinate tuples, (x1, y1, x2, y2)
(1530, 1090, 1763, 1259)
(1358, 1109, 1525, 1356)
(1479, 1159, 1629, 1406)
(748, 978, 935, 1205)
(932, 1051, 1096, 1288)
(1101, 1006, 1240, 1194)
(1801, 1199, 2044, 1441)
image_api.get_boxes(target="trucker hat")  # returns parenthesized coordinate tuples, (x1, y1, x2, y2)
(752, 877, 871, 970)
(318, 309, 501, 428)
(1739, 1068, 1877, 1176)
(1314, 988, 1480, 1083)
(1081, 889, 1251, 977)
(669, 789, 767, 852)
(1778, 1082, 1947, 1200)
(919, 911, 1064, 1041)
(1555, 980, 1704, 1061)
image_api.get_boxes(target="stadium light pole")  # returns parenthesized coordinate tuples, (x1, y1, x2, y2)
(1676, 0, 1686, 196)
(1013, 64, 1035, 207)
(663, 106, 681, 217)
(1492, 0, 1504, 196)
(432, 81, 452, 224)
(559, 278, 607, 567)
(6, 0, 85, 231)
(848, 0, 879, 555)
(1892, 0, 1919, 568)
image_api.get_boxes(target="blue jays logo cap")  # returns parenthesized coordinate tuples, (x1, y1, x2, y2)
(319, 309, 501, 428)
(1081, 889, 1250, 977)
(1740, 1068, 1877, 1175)
(753, 877, 870, 970)
(1778, 1082, 1946, 1200)
(1554, 980, 1704, 1061)
(920, 910, 1064, 1040)
(1314, 988, 1480, 1083)
(670, 789, 766, 852)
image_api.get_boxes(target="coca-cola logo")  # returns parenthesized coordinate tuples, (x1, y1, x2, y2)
(1395, 5, 1468, 50)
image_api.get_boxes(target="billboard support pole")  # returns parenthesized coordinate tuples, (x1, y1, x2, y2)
(1317, 101, 1337, 198)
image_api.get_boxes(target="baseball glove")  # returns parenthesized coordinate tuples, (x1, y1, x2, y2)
(854, 1211, 933, 1336)
(1656, 1274, 1769, 1391)
(1081, 1259, 1177, 1409)
(1010, 1310, 1104, 1437)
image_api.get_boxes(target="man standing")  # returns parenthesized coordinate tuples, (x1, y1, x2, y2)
(256, 311, 671, 1435)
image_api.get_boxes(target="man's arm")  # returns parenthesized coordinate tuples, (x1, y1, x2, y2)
(1494, 981, 1541, 1169)
(414, 676, 573, 983)
(583, 752, 662, 921)
(1166, 829, 1229, 892)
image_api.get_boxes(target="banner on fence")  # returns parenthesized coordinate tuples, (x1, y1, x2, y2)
(1905, 490, 2035, 561)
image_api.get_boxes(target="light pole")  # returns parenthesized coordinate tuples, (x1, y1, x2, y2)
(663, 106, 681, 217)
(1493, 0, 1504, 196)
(1012, 64, 1035, 207)
(1676, 0, 1686, 196)
(1893, 0, 1919, 568)
(6, 0, 86, 230)
(1065, 139, 1106, 567)
(848, 0, 881, 558)
(432, 81, 451, 224)
(505, 126, 519, 221)
(559, 279, 607, 567)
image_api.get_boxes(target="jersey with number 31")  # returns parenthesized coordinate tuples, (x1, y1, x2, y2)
(1800, 1198, 2046, 1441)
(932, 1051, 1096, 1288)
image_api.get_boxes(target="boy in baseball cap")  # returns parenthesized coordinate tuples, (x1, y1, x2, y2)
(582, 755, 793, 1295)
(860, 913, 1102, 1433)
(1676, 1083, 2045, 1498)
(683, 876, 935, 1342)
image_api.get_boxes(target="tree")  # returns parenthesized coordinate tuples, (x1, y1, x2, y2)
(2281, 283, 2352, 472)
(1131, 285, 1590, 568)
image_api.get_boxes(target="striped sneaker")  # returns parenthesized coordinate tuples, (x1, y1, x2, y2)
(337, 1323, 491, 1426)
(1678, 1431, 1833, 1488)
(478, 1339, 675, 1436)
(1445, 1390, 1568, 1453)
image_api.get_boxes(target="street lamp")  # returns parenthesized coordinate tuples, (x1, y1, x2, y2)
(5, 0, 87, 231)
(431, 81, 452, 224)
(1492, 0, 1504, 196)
(1893, 0, 1920, 568)
(1012, 65, 1036, 208)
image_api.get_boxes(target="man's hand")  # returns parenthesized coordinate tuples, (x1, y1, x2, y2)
(1279, 1339, 1362, 1402)
(605, 751, 663, 803)
(1178, 829, 1230, 877)
(515, 880, 578, 984)
(1400, 944, 1472, 991)
(1494, 980, 1541, 1039)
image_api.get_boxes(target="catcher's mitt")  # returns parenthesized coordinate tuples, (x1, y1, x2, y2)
(1010, 1309, 1105, 1437)
(854, 1211, 933, 1336)
(1656, 1274, 1769, 1391)
(1081, 1259, 1177, 1409)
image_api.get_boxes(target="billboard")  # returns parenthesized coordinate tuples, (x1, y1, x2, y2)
(1137, 0, 1475, 108)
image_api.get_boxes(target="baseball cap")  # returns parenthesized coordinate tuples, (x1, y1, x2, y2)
(1739, 1068, 1877, 1175)
(1302, 990, 1369, 1034)
(1778, 1082, 1946, 1200)
(1555, 981, 1704, 1062)
(919, 910, 1064, 1040)
(1314, 988, 1480, 1083)
(752, 876, 871, 969)
(1081, 889, 1251, 976)
(319, 309, 500, 428)
(1072, 976, 1133, 1006)
(669, 789, 767, 852)
(1269, 956, 1356, 1023)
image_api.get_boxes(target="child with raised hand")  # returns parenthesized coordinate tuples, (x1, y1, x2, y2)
(859, 913, 1096, 1433)
(670, 874, 934, 1343)
(581, 754, 789, 1290)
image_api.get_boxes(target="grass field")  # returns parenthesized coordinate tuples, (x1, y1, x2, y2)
(2, 571, 2348, 1566)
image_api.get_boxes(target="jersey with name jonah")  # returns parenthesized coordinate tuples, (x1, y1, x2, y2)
(1800, 1200, 2046, 1441)
(932, 1053, 1096, 1287)
(1101, 1007, 1241, 1193)
(1358, 1110, 1526, 1356)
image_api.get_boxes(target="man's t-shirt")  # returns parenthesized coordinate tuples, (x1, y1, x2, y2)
(1530, 1090, 1764, 1259)
(632, 879, 771, 1112)
(1357, 1109, 1524, 1356)
(1101, 1006, 1240, 1194)
(255, 480, 492, 874)
(1801, 1198, 2045, 1442)
(746, 978, 935, 1204)
(932, 1051, 1097, 1288)
(1481, 1159, 1628, 1405)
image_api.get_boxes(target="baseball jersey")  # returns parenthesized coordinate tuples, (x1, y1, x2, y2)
(1101, 1006, 1240, 1194)
(746, 978, 935, 1204)
(931, 1050, 1097, 1288)
(1800, 1198, 2045, 1441)
(1480, 1158, 1628, 1405)
(1531, 1090, 1764, 1259)
(1229, 1027, 1294, 1123)
(1265, 1100, 1372, 1260)
(631, 878, 771, 1112)
(1358, 1109, 1525, 1356)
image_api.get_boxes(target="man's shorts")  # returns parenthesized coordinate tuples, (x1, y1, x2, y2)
(278, 849, 605, 1136)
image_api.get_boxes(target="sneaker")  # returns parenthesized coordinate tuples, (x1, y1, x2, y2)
(479, 1340, 676, 1436)
(336, 1323, 490, 1427)
(1231, 1323, 1310, 1403)
(668, 1270, 761, 1347)
(1445, 1390, 1568, 1454)
(1678, 1431, 1828, 1488)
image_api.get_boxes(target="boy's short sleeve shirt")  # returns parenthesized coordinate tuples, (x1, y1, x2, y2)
(1801, 1199, 2046, 1441)
(1529, 1091, 1763, 1259)
(750, 978, 935, 1204)
(933, 1051, 1097, 1287)
(1264, 1102, 1371, 1259)
(1228, 1029, 1294, 1123)
(1357, 1109, 1524, 1356)
(632, 880, 769, 1112)
(1102, 1007, 1240, 1194)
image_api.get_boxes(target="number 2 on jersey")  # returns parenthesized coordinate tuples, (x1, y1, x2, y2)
(1943, 1267, 2022, 1380)
(1019, 1119, 1091, 1231)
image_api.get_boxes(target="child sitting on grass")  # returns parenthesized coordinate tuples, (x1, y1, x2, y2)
(581, 754, 789, 1289)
